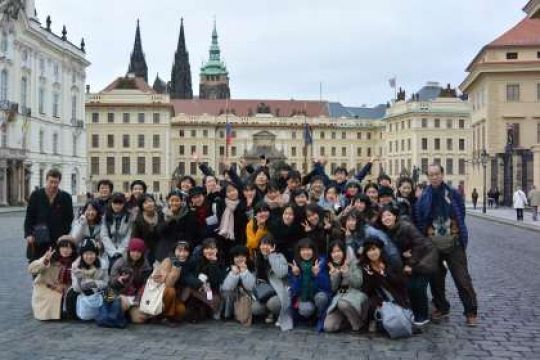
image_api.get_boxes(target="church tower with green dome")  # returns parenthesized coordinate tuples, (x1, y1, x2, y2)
(199, 20, 230, 99)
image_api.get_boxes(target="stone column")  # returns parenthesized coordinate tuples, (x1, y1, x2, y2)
(0, 160, 7, 206)
(532, 145, 540, 189)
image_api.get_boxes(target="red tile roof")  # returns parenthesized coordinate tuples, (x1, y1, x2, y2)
(101, 76, 155, 93)
(171, 99, 329, 117)
(488, 17, 540, 47)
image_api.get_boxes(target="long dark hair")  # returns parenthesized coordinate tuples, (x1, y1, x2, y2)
(138, 193, 156, 214)
(104, 192, 129, 223)
(328, 240, 347, 267)
(396, 176, 416, 203)
(80, 199, 102, 224)
(294, 237, 318, 266)
(52, 239, 77, 263)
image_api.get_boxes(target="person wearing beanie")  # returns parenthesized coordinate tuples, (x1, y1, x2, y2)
(109, 237, 152, 324)
(360, 236, 411, 335)
(378, 186, 395, 206)
(221, 245, 256, 325)
(66, 238, 108, 320)
(28, 235, 78, 320)
(100, 192, 133, 271)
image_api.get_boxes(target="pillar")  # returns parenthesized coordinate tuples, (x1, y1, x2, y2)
(0, 160, 7, 206)
(532, 145, 540, 189)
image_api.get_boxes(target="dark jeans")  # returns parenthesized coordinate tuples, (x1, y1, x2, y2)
(533, 206, 538, 221)
(407, 275, 429, 321)
(516, 209, 524, 221)
(429, 245, 478, 317)
(472, 200, 477, 209)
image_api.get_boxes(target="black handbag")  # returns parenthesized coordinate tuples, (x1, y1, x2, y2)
(252, 282, 276, 303)
(33, 224, 51, 245)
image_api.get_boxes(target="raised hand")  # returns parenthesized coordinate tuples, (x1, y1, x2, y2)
(328, 262, 338, 275)
(290, 260, 301, 276)
(302, 220, 313, 232)
(312, 259, 321, 276)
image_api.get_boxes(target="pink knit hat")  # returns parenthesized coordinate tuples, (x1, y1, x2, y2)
(128, 238, 146, 253)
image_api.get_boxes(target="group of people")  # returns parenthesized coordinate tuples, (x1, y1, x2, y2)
(24, 157, 478, 337)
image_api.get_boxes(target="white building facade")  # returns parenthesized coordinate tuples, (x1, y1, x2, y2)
(0, 0, 90, 205)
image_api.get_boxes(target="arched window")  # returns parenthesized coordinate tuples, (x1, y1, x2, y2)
(0, 69, 8, 101)
(71, 94, 77, 121)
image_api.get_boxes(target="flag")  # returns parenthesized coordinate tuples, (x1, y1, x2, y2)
(303, 121, 313, 146)
(388, 77, 397, 89)
(225, 120, 233, 146)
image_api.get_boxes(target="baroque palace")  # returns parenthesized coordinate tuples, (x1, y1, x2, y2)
(86, 19, 472, 196)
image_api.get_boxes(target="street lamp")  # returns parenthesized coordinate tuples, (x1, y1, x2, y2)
(480, 149, 488, 214)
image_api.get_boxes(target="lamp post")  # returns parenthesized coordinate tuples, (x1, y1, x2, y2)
(480, 149, 488, 214)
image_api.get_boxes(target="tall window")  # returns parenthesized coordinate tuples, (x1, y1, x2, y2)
(122, 157, 130, 174)
(190, 162, 197, 175)
(537, 84, 540, 101)
(152, 157, 160, 174)
(203, 145, 208, 155)
(434, 138, 440, 150)
(291, 147, 297, 157)
(447, 138, 453, 151)
(421, 118, 428, 128)
(153, 134, 160, 148)
(107, 157, 115, 175)
(459, 139, 465, 151)
(506, 84, 520, 102)
(108, 113, 114, 123)
(53, 93, 59, 117)
(71, 94, 77, 120)
(0, 70, 7, 101)
(137, 157, 145, 174)
(459, 119, 465, 129)
(138, 113, 145, 123)
(231, 146, 237, 157)
(342, 147, 346, 156)
(458, 159, 466, 175)
(421, 138, 428, 150)
(20, 76, 28, 108)
(421, 158, 428, 173)
(153, 113, 160, 124)
(52, 133, 58, 154)
(72, 134, 77, 156)
(0, 123, 6, 148)
(91, 157, 99, 175)
(123, 134, 130, 148)
(91, 134, 99, 148)
(138, 134, 145, 148)
(434, 119, 440, 128)
(107, 134, 114, 148)
(123, 113, 130, 123)
(446, 158, 454, 175)
(179, 145, 185, 155)
(92, 113, 99, 123)
(446, 119, 452, 129)
(39, 130, 45, 153)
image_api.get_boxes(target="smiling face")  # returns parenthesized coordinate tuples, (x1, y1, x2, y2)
(330, 245, 344, 264)
(427, 165, 444, 188)
(259, 241, 273, 256)
(255, 172, 268, 186)
(307, 210, 319, 226)
(58, 244, 73, 258)
(168, 195, 183, 212)
(142, 198, 156, 213)
(226, 185, 239, 201)
(180, 180, 192, 192)
(174, 246, 190, 262)
(399, 181, 412, 198)
(294, 193, 308, 207)
(131, 184, 145, 199)
(85, 204, 98, 223)
(381, 210, 397, 228)
(365, 188, 379, 203)
(82, 251, 97, 266)
(205, 176, 218, 192)
(346, 216, 357, 231)
(98, 184, 111, 199)
(282, 207, 295, 225)
(299, 246, 314, 261)
(366, 245, 381, 262)
(203, 245, 218, 260)
(354, 200, 366, 212)
(233, 254, 247, 267)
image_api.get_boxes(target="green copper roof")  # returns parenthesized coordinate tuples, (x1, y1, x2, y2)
(200, 20, 228, 76)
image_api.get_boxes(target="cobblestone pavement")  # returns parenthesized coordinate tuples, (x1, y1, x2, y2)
(1, 212, 539, 360)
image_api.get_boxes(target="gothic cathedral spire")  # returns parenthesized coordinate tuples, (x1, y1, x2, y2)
(127, 19, 148, 82)
(170, 18, 193, 99)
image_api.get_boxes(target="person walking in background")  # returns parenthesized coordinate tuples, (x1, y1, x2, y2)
(487, 188, 495, 209)
(493, 188, 501, 208)
(528, 186, 539, 222)
(471, 189, 478, 210)
(513, 187, 528, 222)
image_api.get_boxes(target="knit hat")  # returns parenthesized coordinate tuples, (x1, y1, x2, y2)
(79, 238, 98, 255)
(175, 240, 191, 251)
(188, 186, 205, 198)
(128, 238, 146, 253)
(378, 186, 395, 199)
(229, 245, 249, 259)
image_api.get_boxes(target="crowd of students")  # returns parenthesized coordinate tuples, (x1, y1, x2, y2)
(24, 157, 478, 337)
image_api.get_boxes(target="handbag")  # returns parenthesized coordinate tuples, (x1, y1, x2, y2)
(76, 292, 103, 321)
(234, 288, 253, 326)
(33, 224, 51, 245)
(252, 281, 276, 303)
(139, 278, 166, 316)
(375, 288, 413, 339)
(431, 234, 457, 255)
(95, 297, 127, 329)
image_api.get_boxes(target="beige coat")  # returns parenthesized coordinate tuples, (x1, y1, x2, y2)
(28, 257, 65, 320)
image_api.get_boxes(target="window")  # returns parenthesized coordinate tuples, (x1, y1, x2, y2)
(219, 146, 225, 156)
(137, 157, 145, 174)
(537, 84, 540, 101)
(447, 138, 453, 151)
(122, 157, 130, 175)
(320, 147, 325, 156)
(320, 131, 325, 140)
(123, 134, 130, 148)
(20, 76, 28, 108)
(434, 119, 440, 128)
(38, 87, 45, 114)
(231, 146, 237, 157)
(342, 147, 346, 156)
(39, 130, 45, 153)
(408, 120, 411, 128)
(342, 132, 346, 140)
(459, 119, 465, 129)
(123, 113, 130, 123)
(331, 163, 337, 173)
(357, 132, 362, 140)
(421, 138, 428, 150)
(367, 147, 371, 157)
(122, 182, 129, 193)
(458, 159, 466, 175)
(190, 162, 197, 175)
(357, 147, 362, 156)
(153, 113, 160, 124)
(138, 113, 145, 123)
(107, 157, 115, 175)
(153, 181, 160, 193)
(178, 162, 185, 175)
(506, 84, 520, 102)
(203, 145, 208, 155)
(331, 132, 336, 140)
(179, 145, 185, 155)
(434, 158, 441, 165)
(407, 139, 411, 151)
(72, 135, 77, 156)
(446, 159, 454, 175)
(153, 134, 160, 148)
(191, 130, 196, 137)
(421, 158, 429, 173)
(92, 113, 99, 123)
(506, 52, 518, 60)
(389, 142, 393, 153)
(91, 134, 99, 148)
(367, 133, 371, 140)
(53, 133, 58, 154)
(203, 130, 208, 137)
(446, 119, 452, 129)
(191, 145, 196, 154)
(108, 113, 114, 123)
(421, 118, 427, 128)
(401, 140, 405, 151)
(138, 134, 144, 148)
(107, 134, 114, 148)
(331, 147, 336, 156)
(1, 70, 8, 101)
(152, 157, 160, 174)
(291, 147, 297, 157)
(71, 94, 77, 120)
(459, 139, 465, 151)
(179, 130, 184, 137)
(53, 93, 59, 117)
(91, 157, 99, 175)
(219, 130, 224, 138)
(434, 138, 440, 150)
(538, 122, 540, 143)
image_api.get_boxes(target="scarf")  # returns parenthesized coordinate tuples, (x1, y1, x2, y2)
(57, 256, 73, 286)
(143, 211, 158, 227)
(300, 260, 314, 301)
(163, 205, 188, 223)
(217, 198, 239, 240)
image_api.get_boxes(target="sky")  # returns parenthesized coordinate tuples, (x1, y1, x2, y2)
(38, 0, 528, 107)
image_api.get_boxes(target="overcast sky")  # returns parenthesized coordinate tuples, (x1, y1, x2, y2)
(38, 0, 527, 106)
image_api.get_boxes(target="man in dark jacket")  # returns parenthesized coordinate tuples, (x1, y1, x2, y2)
(415, 163, 478, 327)
(24, 168, 74, 261)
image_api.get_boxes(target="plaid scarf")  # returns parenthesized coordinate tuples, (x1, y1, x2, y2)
(57, 256, 73, 286)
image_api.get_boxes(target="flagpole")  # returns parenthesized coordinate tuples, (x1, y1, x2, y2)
(303, 103, 307, 174)
(225, 99, 229, 160)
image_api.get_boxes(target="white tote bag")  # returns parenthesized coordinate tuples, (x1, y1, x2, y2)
(139, 278, 166, 316)
(76, 292, 103, 321)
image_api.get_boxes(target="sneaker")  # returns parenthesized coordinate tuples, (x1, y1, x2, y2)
(275, 320, 280, 327)
(265, 314, 274, 324)
(431, 309, 450, 320)
(413, 318, 430, 326)
(466, 315, 478, 327)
